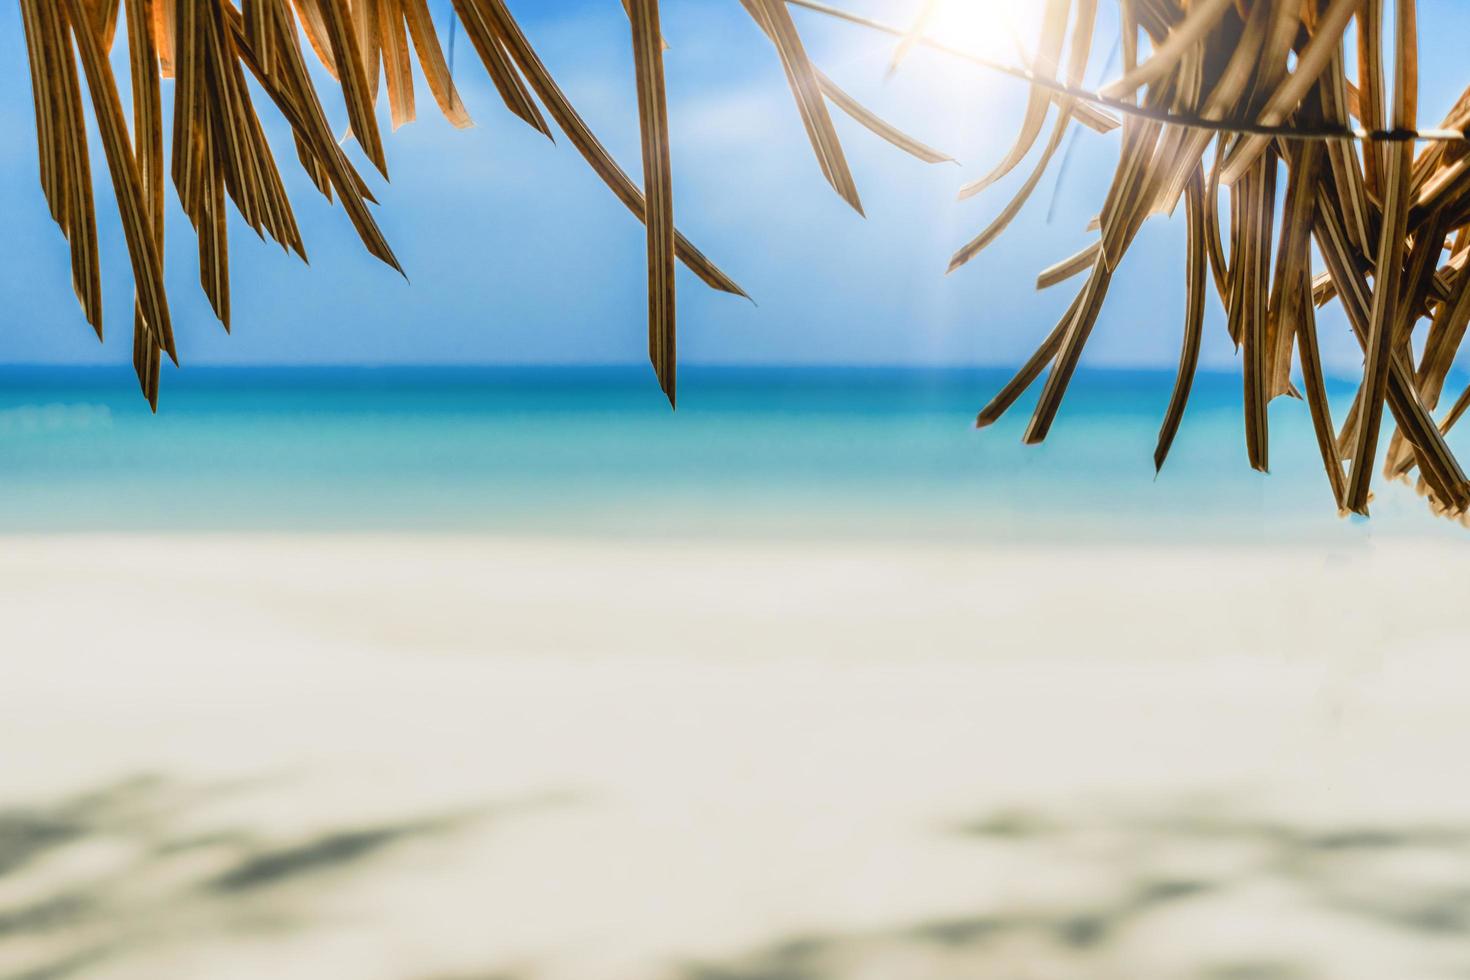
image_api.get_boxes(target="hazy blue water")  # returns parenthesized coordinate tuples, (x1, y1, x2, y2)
(0, 366, 1464, 543)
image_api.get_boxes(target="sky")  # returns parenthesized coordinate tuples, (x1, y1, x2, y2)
(0, 0, 1467, 373)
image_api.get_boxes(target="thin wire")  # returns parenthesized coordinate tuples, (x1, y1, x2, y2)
(783, 0, 1469, 144)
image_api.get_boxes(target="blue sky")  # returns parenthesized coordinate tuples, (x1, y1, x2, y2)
(0, 1, 1466, 373)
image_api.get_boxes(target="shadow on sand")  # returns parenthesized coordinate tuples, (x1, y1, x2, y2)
(10, 781, 1470, 980)
(0, 775, 569, 980)
(680, 797, 1470, 980)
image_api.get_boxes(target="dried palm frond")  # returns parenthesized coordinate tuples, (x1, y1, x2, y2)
(19, 0, 950, 408)
(18, 0, 1470, 526)
(804, 0, 1469, 526)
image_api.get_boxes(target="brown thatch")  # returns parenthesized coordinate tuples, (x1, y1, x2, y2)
(17, 0, 1470, 526)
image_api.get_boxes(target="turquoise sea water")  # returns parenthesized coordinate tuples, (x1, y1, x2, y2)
(0, 366, 1464, 543)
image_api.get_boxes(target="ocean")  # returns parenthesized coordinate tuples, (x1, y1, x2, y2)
(0, 365, 1463, 542)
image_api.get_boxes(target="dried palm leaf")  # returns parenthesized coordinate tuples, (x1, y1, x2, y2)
(1154, 167, 1207, 472)
(887, 0, 940, 79)
(65, 0, 172, 358)
(378, 0, 416, 130)
(628, 0, 676, 404)
(401, 0, 471, 128)
(1343, 0, 1416, 514)
(1036, 241, 1100, 290)
(818, 70, 955, 165)
(449, 0, 549, 135)
(740, 0, 954, 166)
(746, 0, 863, 214)
(21, 0, 102, 336)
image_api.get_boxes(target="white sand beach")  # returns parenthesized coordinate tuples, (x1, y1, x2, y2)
(4, 534, 1470, 980)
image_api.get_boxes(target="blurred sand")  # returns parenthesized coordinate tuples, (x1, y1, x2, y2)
(3, 534, 1470, 980)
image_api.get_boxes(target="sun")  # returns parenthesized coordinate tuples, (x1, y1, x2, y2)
(921, 0, 1046, 63)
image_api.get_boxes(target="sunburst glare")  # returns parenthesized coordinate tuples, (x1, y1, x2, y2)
(922, 0, 1047, 63)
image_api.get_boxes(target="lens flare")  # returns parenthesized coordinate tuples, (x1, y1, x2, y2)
(923, 0, 1046, 63)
